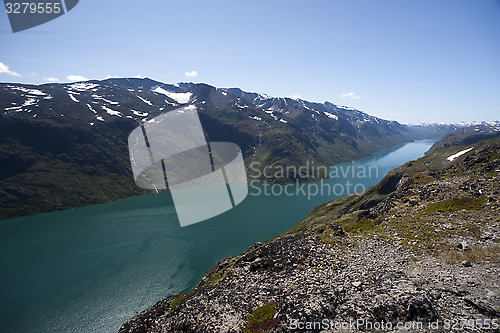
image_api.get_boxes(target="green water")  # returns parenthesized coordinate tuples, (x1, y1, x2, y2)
(0, 140, 435, 332)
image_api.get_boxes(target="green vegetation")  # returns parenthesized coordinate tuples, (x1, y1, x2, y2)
(202, 266, 228, 287)
(445, 246, 500, 264)
(318, 227, 348, 246)
(411, 172, 435, 183)
(380, 215, 451, 255)
(202, 270, 225, 287)
(291, 136, 500, 265)
(244, 302, 278, 333)
(490, 152, 500, 161)
(171, 291, 193, 308)
(425, 197, 487, 213)
(340, 216, 383, 234)
(202, 257, 241, 288)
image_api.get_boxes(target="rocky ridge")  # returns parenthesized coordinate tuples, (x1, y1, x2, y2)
(119, 136, 500, 332)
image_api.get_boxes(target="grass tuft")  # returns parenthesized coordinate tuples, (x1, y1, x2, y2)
(244, 302, 278, 333)
(170, 292, 191, 308)
(411, 172, 435, 183)
(425, 197, 487, 213)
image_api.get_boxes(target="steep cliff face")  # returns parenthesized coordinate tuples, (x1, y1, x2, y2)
(120, 136, 500, 333)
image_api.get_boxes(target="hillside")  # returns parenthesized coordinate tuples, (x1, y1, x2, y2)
(120, 136, 500, 332)
(0, 78, 465, 219)
(427, 131, 500, 154)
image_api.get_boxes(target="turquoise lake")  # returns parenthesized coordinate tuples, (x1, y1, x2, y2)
(0, 140, 435, 332)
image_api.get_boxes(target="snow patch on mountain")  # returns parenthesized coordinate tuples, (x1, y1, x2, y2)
(136, 95, 153, 106)
(324, 112, 338, 120)
(447, 147, 473, 161)
(68, 93, 79, 103)
(300, 102, 320, 114)
(163, 99, 178, 106)
(264, 109, 278, 121)
(337, 105, 357, 111)
(5, 97, 38, 112)
(152, 86, 192, 104)
(86, 104, 97, 114)
(132, 110, 148, 117)
(68, 83, 99, 92)
(101, 106, 122, 117)
(23, 98, 37, 107)
(4, 105, 22, 111)
(92, 95, 119, 105)
(8, 86, 47, 96)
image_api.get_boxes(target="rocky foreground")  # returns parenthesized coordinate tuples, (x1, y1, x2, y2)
(120, 136, 500, 332)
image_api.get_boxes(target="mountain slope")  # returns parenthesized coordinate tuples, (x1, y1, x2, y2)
(119, 135, 500, 333)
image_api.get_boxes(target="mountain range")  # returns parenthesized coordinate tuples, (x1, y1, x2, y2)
(1, 77, 498, 219)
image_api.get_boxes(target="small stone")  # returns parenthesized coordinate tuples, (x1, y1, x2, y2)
(428, 290, 441, 300)
(486, 289, 497, 299)
(462, 260, 472, 267)
(482, 232, 493, 240)
(458, 241, 471, 251)
(352, 281, 362, 287)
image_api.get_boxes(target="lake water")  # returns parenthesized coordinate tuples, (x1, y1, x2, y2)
(0, 140, 435, 332)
